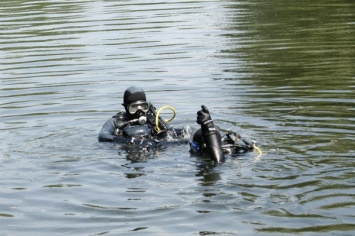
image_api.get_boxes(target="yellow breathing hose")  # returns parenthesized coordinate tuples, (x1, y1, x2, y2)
(155, 105, 176, 132)
(253, 144, 263, 161)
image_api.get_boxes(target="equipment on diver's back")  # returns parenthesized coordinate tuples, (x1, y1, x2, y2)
(218, 131, 263, 159)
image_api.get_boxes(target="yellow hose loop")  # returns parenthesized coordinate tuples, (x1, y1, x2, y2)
(253, 145, 263, 161)
(155, 105, 176, 132)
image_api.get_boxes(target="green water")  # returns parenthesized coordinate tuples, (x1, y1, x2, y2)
(1, 0, 354, 235)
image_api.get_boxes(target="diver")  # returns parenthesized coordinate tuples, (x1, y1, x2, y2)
(189, 105, 255, 163)
(98, 86, 256, 163)
(98, 86, 189, 150)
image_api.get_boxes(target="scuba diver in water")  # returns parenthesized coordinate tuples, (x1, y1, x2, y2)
(98, 86, 190, 149)
(98, 86, 256, 163)
(189, 105, 255, 163)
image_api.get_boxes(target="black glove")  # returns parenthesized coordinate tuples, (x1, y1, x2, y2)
(197, 105, 216, 133)
(197, 105, 214, 125)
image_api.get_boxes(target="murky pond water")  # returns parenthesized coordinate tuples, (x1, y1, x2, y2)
(1, 0, 354, 235)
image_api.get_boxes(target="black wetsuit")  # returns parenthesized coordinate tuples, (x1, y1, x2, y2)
(98, 112, 128, 142)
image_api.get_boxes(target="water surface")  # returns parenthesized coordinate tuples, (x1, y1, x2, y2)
(1, 0, 354, 235)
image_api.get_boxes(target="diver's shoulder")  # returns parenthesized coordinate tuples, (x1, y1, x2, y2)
(112, 111, 127, 120)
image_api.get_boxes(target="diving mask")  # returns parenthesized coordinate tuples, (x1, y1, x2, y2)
(127, 101, 149, 114)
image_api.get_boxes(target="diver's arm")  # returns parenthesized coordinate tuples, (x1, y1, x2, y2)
(197, 105, 225, 163)
(98, 119, 116, 142)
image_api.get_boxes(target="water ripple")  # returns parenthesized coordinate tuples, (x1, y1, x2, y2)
(1, 0, 355, 235)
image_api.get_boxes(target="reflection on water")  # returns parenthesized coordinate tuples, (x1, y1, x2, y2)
(1, 0, 354, 235)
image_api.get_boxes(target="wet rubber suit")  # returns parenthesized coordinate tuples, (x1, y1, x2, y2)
(98, 86, 189, 150)
(189, 105, 254, 163)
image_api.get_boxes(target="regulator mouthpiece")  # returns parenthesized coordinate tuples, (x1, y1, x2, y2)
(138, 116, 147, 125)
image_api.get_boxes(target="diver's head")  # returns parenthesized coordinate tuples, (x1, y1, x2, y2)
(122, 86, 149, 119)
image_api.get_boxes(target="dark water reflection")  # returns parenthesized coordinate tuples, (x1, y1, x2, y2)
(1, 0, 354, 235)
